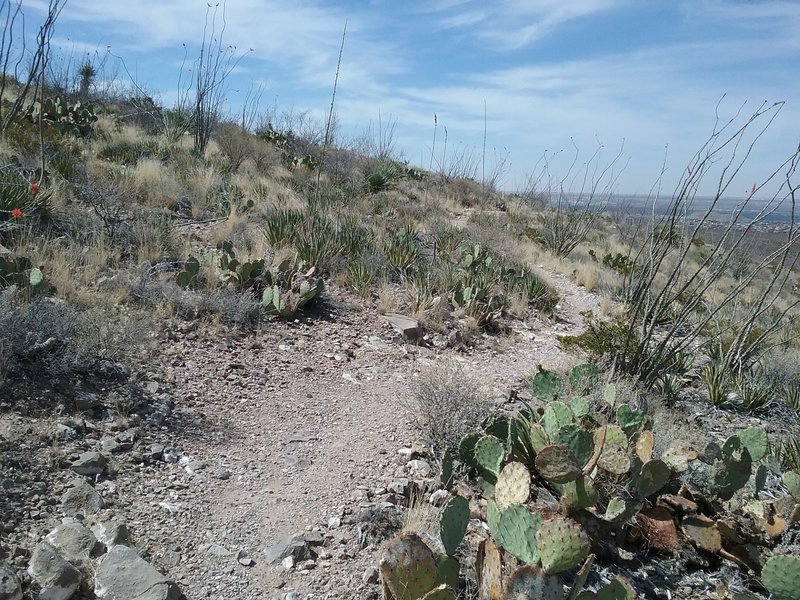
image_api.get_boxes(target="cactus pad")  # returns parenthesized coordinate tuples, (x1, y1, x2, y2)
(474, 435, 505, 476)
(554, 424, 595, 467)
(661, 446, 696, 473)
(713, 435, 752, 494)
(530, 369, 563, 401)
(435, 555, 459, 590)
(783, 470, 800, 498)
(569, 363, 601, 391)
(458, 432, 482, 469)
(571, 396, 591, 418)
(559, 476, 598, 511)
(484, 414, 512, 444)
(476, 539, 503, 600)
(597, 443, 631, 475)
(440, 496, 469, 556)
(543, 401, 574, 438)
(494, 462, 531, 511)
(493, 504, 543, 564)
(379, 532, 438, 600)
(504, 564, 563, 600)
(526, 423, 551, 453)
(594, 425, 628, 449)
(566, 554, 596, 600)
(535, 444, 582, 483)
(738, 426, 768, 462)
(637, 459, 671, 497)
(604, 497, 627, 522)
(762, 554, 800, 600)
(616, 404, 645, 433)
(536, 516, 591, 574)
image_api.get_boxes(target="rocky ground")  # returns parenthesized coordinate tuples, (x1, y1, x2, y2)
(0, 270, 603, 600)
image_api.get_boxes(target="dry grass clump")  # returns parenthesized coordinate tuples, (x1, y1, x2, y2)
(408, 361, 492, 460)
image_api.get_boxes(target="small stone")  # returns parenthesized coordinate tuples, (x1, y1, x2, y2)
(70, 452, 107, 476)
(236, 550, 253, 567)
(407, 459, 431, 478)
(101, 439, 122, 453)
(327, 517, 341, 530)
(281, 556, 294, 571)
(362, 566, 380, 584)
(91, 521, 130, 548)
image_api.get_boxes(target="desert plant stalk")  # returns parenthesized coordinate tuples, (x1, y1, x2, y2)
(0, 0, 66, 135)
(193, 1, 252, 154)
(524, 138, 626, 257)
(614, 100, 800, 383)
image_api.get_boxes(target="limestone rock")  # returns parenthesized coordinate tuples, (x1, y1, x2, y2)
(45, 523, 102, 562)
(94, 545, 179, 600)
(60, 480, 103, 516)
(91, 521, 130, 548)
(27, 542, 81, 600)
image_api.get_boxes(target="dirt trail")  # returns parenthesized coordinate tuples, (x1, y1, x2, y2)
(96, 270, 602, 600)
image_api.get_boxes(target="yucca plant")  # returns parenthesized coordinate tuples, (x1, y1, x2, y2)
(701, 360, 732, 407)
(263, 208, 302, 247)
(734, 372, 774, 412)
(345, 261, 377, 298)
(383, 226, 421, 275)
(363, 159, 404, 193)
(507, 269, 559, 313)
(782, 383, 800, 413)
(337, 217, 375, 258)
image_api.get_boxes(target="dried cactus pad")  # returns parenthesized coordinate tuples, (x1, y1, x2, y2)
(476, 539, 503, 600)
(638, 459, 671, 497)
(536, 516, 591, 574)
(761, 554, 800, 600)
(494, 462, 531, 511)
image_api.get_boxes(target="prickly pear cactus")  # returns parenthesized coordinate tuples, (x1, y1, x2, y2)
(553, 424, 595, 467)
(784, 470, 800, 498)
(738, 426, 768, 462)
(713, 435, 752, 495)
(542, 401, 574, 438)
(566, 554, 595, 600)
(474, 435, 505, 476)
(439, 496, 469, 556)
(762, 554, 800, 600)
(494, 462, 531, 511)
(535, 444, 581, 483)
(379, 532, 438, 600)
(458, 432, 482, 469)
(536, 516, 591, 574)
(530, 369, 563, 401)
(493, 504, 543, 564)
(559, 476, 598, 511)
(616, 405, 644, 434)
(597, 444, 631, 475)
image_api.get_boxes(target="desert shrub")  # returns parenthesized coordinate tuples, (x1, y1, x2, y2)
(0, 297, 134, 387)
(408, 362, 492, 460)
(97, 139, 167, 166)
(215, 122, 255, 171)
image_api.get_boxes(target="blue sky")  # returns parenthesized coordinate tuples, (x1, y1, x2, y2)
(28, 0, 800, 195)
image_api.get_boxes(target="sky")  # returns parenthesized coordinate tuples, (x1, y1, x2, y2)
(21, 0, 800, 196)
